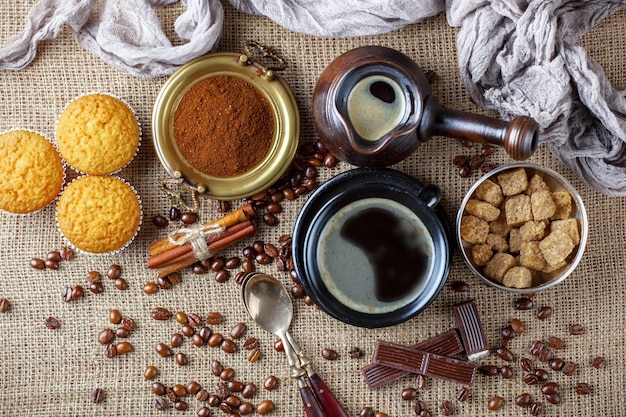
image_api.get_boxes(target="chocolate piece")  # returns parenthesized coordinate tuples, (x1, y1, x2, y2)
(453, 300, 489, 360)
(362, 330, 463, 389)
(373, 340, 477, 386)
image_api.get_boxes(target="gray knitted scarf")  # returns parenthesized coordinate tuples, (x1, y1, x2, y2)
(2, 0, 625, 196)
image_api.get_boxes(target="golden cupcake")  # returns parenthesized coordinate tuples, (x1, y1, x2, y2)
(57, 176, 141, 253)
(0, 130, 64, 214)
(56, 94, 140, 175)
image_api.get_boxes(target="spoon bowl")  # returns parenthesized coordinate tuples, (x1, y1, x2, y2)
(242, 272, 294, 335)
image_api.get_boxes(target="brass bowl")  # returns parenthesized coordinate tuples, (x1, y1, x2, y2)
(152, 53, 299, 200)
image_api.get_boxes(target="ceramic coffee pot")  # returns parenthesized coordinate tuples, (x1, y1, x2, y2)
(312, 46, 539, 167)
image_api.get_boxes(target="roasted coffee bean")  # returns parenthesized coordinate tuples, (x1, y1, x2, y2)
(120, 317, 136, 332)
(414, 375, 425, 389)
(546, 393, 561, 405)
(576, 382, 591, 395)
(263, 375, 278, 390)
(456, 387, 470, 402)
(220, 368, 235, 381)
(186, 381, 201, 395)
(221, 339, 237, 353)
(324, 153, 338, 168)
(256, 399, 275, 415)
(479, 365, 500, 376)
(44, 316, 59, 330)
(348, 346, 362, 359)
(264, 243, 279, 258)
(538, 346, 552, 362)
(481, 145, 495, 157)
(242, 259, 255, 274)
(166, 388, 178, 402)
(143, 282, 159, 294)
(168, 272, 182, 285)
(290, 284, 305, 299)
(452, 155, 466, 168)
(235, 271, 247, 285)
(192, 263, 207, 274)
(266, 203, 282, 215)
(229, 322, 246, 339)
(439, 400, 454, 416)
(451, 280, 470, 292)
(196, 389, 209, 402)
(534, 368, 549, 382)
(501, 325, 516, 339)
(214, 269, 229, 283)
(500, 366, 513, 379)
(206, 312, 223, 325)
(169, 207, 181, 221)
(173, 311, 187, 325)
(480, 162, 496, 173)
(89, 282, 104, 294)
(187, 313, 202, 327)
(401, 387, 417, 401)
(210, 257, 225, 271)
(191, 333, 204, 347)
(91, 388, 105, 404)
(458, 164, 471, 178)
(570, 324, 585, 335)
(182, 324, 195, 337)
(154, 397, 168, 411)
(469, 155, 484, 170)
(174, 400, 188, 411)
(71, 285, 84, 299)
(108, 309, 122, 324)
(540, 382, 558, 395)
(239, 401, 254, 415)
(207, 394, 221, 407)
(413, 400, 426, 415)
(497, 347, 514, 362)
(562, 361, 577, 376)
(104, 344, 117, 358)
(196, 326, 211, 343)
(547, 336, 563, 349)
(44, 259, 59, 270)
(219, 402, 233, 414)
(197, 406, 211, 417)
(181, 212, 198, 224)
(171, 333, 183, 348)
(255, 253, 272, 265)
(322, 348, 338, 360)
(243, 337, 258, 350)
(228, 381, 245, 393)
(530, 402, 542, 416)
(157, 276, 172, 290)
(537, 306, 552, 320)
(0, 298, 8, 313)
(282, 188, 296, 200)
(98, 328, 115, 345)
(62, 287, 73, 302)
(151, 307, 170, 321)
(520, 358, 534, 372)
(225, 395, 241, 408)
(242, 246, 257, 260)
(242, 383, 257, 399)
(116, 341, 132, 355)
(211, 360, 223, 376)
(144, 366, 158, 380)
(524, 373, 539, 385)
(156, 343, 173, 357)
(224, 256, 241, 269)
(515, 393, 532, 407)
(252, 240, 265, 253)
(60, 246, 75, 260)
(152, 215, 168, 228)
(515, 297, 534, 310)
(487, 396, 504, 411)
(172, 384, 187, 397)
(106, 264, 122, 280)
(175, 352, 188, 366)
(247, 348, 261, 363)
(592, 356, 606, 369)
(152, 381, 167, 396)
(30, 258, 46, 270)
(262, 213, 278, 226)
(215, 381, 229, 399)
(510, 318, 525, 334)
(530, 340, 544, 356)
(86, 271, 102, 283)
(549, 358, 565, 371)
(273, 339, 284, 352)
(116, 328, 130, 338)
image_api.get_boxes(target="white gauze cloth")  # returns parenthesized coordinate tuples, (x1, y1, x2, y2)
(2, 0, 626, 196)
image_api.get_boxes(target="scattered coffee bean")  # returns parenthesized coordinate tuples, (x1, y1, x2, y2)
(30, 258, 45, 270)
(510, 319, 525, 334)
(239, 401, 254, 415)
(197, 406, 211, 417)
(514, 297, 533, 310)
(401, 387, 417, 401)
(547, 336, 563, 349)
(349, 347, 362, 359)
(479, 365, 500, 376)
(228, 381, 244, 393)
(116, 328, 130, 338)
(569, 324, 585, 335)
(247, 348, 261, 362)
(230, 322, 247, 339)
(143, 282, 158, 295)
(243, 337, 258, 350)
(322, 348, 338, 360)
(116, 341, 132, 355)
(534, 368, 549, 382)
(451, 281, 470, 292)
(157, 276, 172, 290)
(256, 399, 275, 415)
(44, 259, 59, 270)
(545, 393, 561, 405)
(174, 400, 188, 411)
(156, 343, 173, 357)
(529, 340, 544, 356)
(458, 164, 471, 178)
(144, 366, 158, 380)
(515, 393, 532, 407)
(89, 282, 104, 294)
(86, 271, 102, 283)
(0, 298, 8, 313)
(187, 381, 201, 395)
(172, 384, 187, 397)
(375, 413, 390, 417)
(549, 358, 565, 371)
(208, 394, 220, 406)
(152, 215, 168, 228)
(540, 382, 558, 395)
(220, 368, 235, 381)
(562, 361, 577, 376)
(413, 400, 426, 414)
(221, 338, 237, 353)
(537, 306, 552, 320)
(151, 307, 170, 321)
(452, 155, 466, 167)
(120, 317, 136, 332)
(47, 251, 62, 262)
(44, 316, 59, 330)
(520, 358, 534, 372)
(487, 396, 504, 410)
(175, 352, 188, 366)
(106, 264, 121, 280)
(456, 387, 470, 402)
(154, 397, 168, 411)
(151, 381, 166, 396)
(592, 356, 606, 369)
(181, 212, 198, 225)
(497, 347, 514, 362)
(91, 388, 105, 404)
(242, 383, 257, 399)
(191, 333, 204, 347)
(174, 311, 187, 325)
(523, 373, 539, 385)
(187, 313, 202, 327)
(537, 346, 552, 362)
(181, 325, 195, 337)
(576, 382, 591, 395)
(211, 360, 223, 376)
(98, 328, 115, 345)
(273, 339, 284, 352)
(501, 326, 516, 339)
(415, 374, 425, 389)
(196, 389, 209, 402)
(530, 402, 542, 416)
(62, 287, 73, 302)
(263, 375, 278, 390)
(500, 366, 513, 379)
(104, 344, 117, 358)
(225, 394, 241, 408)
(166, 388, 177, 402)
(439, 400, 454, 416)
(60, 246, 75, 260)
(205, 312, 223, 325)
(169, 206, 181, 221)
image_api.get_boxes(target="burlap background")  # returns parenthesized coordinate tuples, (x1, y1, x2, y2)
(1, 1, 624, 416)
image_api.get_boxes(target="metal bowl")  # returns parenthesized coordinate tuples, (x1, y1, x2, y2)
(456, 163, 588, 293)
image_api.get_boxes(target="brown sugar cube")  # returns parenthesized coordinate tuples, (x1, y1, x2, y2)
(508, 228, 523, 253)
(472, 243, 493, 266)
(505, 194, 533, 226)
(475, 179, 503, 207)
(551, 218, 580, 245)
(503, 266, 533, 289)
(525, 173, 550, 195)
(460, 215, 489, 244)
(539, 230, 575, 266)
(531, 190, 556, 220)
(542, 260, 568, 274)
(550, 191, 573, 220)
(497, 168, 528, 196)
(484, 252, 518, 283)
(466, 199, 500, 222)
(489, 213, 512, 237)
(487, 233, 509, 252)
(520, 220, 547, 241)
(520, 241, 548, 271)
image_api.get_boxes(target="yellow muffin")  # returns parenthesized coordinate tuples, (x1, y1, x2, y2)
(57, 176, 141, 253)
(56, 94, 140, 175)
(0, 130, 64, 214)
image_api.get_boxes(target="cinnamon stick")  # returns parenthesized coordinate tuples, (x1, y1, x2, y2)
(155, 223, 256, 278)
(147, 221, 253, 269)
(149, 204, 255, 257)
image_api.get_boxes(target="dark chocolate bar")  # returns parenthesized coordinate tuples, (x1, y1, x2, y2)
(362, 330, 464, 389)
(453, 300, 490, 361)
(373, 340, 477, 386)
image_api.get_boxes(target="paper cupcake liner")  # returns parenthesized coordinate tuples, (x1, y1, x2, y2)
(0, 128, 67, 216)
(55, 175, 143, 256)
(55, 92, 142, 176)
